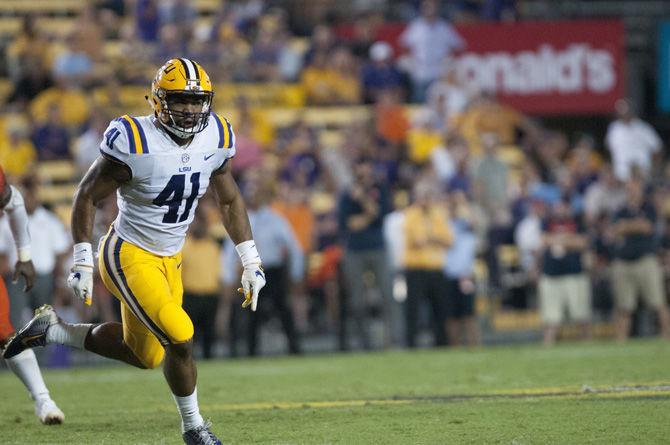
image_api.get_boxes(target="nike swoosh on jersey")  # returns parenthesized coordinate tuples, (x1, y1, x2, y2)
(204, 153, 215, 161)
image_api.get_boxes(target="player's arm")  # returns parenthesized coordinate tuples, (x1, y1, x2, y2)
(68, 156, 131, 304)
(1, 185, 35, 291)
(211, 161, 265, 311)
(72, 156, 130, 242)
(210, 161, 252, 243)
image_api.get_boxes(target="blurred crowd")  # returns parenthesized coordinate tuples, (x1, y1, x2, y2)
(1, 0, 670, 360)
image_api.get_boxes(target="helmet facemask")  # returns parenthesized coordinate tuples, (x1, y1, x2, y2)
(156, 90, 213, 139)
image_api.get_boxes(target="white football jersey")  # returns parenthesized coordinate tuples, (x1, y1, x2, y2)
(99, 113, 236, 256)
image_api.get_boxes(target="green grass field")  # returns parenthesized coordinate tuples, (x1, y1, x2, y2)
(1, 339, 670, 444)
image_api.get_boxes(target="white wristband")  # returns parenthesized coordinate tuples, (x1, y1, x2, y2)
(18, 247, 31, 262)
(235, 240, 261, 268)
(73, 242, 94, 267)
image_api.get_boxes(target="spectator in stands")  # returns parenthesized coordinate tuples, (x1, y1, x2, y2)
(0, 176, 70, 326)
(538, 198, 592, 345)
(5, 16, 52, 85)
(605, 99, 663, 181)
(32, 104, 71, 161)
(302, 46, 361, 105)
(444, 191, 481, 346)
(338, 158, 396, 349)
(223, 182, 304, 356)
(473, 133, 509, 219)
(426, 65, 472, 132)
(481, 0, 519, 21)
(304, 24, 336, 67)
(6, 65, 53, 108)
(375, 90, 410, 147)
(74, 111, 109, 174)
(383, 189, 409, 280)
(455, 93, 537, 155)
(329, 46, 362, 105)
(181, 207, 222, 359)
(72, 3, 105, 62)
(208, 20, 251, 82)
(301, 51, 336, 105)
(30, 85, 91, 130)
(361, 41, 405, 104)
(0, 115, 37, 177)
(309, 200, 343, 340)
(159, 0, 198, 42)
(135, 0, 161, 42)
(446, 140, 473, 196)
(407, 109, 443, 164)
(566, 134, 602, 195)
(509, 164, 538, 226)
(429, 135, 457, 186)
(229, 114, 264, 175)
(153, 24, 192, 65)
(249, 16, 285, 82)
(231, 95, 276, 150)
(349, 11, 381, 60)
(272, 181, 315, 331)
(52, 33, 98, 89)
(399, 0, 464, 102)
(474, 132, 513, 298)
(403, 179, 452, 348)
(453, 0, 518, 22)
(611, 180, 670, 341)
(273, 181, 315, 256)
(583, 164, 626, 224)
(515, 196, 544, 284)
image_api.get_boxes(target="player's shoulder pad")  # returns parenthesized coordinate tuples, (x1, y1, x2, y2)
(102, 115, 150, 156)
(209, 112, 236, 150)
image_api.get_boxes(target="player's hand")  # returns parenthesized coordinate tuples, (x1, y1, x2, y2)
(238, 265, 265, 311)
(67, 265, 94, 306)
(13, 260, 35, 292)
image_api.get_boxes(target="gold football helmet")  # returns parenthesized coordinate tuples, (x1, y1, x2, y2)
(148, 58, 213, 139)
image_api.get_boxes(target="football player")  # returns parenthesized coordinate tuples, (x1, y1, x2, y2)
(0, 167, 65, 424)
(3, 59, 266, 445)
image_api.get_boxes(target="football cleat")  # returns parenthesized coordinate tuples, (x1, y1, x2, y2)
(35, 398, 65, 425)
(2, 305, 57, 359)
(182, 421, 222, 445)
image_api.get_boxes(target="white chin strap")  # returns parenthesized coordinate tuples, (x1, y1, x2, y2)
(162, 115, 197, 139)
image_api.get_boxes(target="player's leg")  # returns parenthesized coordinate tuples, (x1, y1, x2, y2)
(104, 231, 218, 442)
(0, 278, 64, 424)
(161, 251, 223, 442)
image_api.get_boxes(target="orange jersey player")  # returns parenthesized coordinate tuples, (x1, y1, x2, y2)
(0, 166, 64, 424)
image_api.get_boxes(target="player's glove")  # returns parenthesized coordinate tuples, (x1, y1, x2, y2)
(235, 240, 265, 311)
(67, 242, 94, 306)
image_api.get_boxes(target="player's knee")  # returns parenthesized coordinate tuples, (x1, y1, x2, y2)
(157, 303, 194, 344)
(166, 339, 193, 360)
(137, 348, 165, 370)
